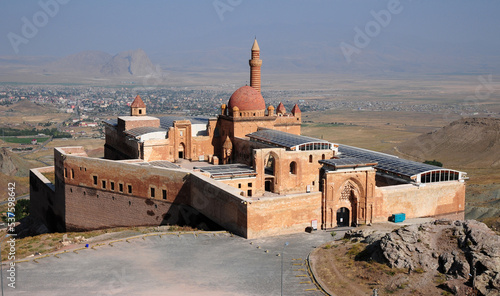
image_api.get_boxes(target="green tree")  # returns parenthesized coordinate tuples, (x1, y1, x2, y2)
(424, 160, 443, 167)
(2, 199, 30, 223)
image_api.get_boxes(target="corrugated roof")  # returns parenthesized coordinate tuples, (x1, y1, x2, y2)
(194, 164, 256, 179)
(124, 126, 167, 137)
(137, 161, 180, 169)
(246, 128, 330, 150)
(103, 119, 118, 127)
(158, 116, 209, 129)
(320, 157, 377, 170)
(338, 144, 461, 180)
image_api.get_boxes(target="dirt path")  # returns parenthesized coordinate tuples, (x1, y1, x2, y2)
(310, 247, 370, 296)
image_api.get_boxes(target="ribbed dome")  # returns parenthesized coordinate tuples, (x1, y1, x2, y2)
(228, 86, 266, 111)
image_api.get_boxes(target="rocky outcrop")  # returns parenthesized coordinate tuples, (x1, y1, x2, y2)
(351, 220, 500, 296)
(100, 49, 154, 76)
(0, 147, 18, 175)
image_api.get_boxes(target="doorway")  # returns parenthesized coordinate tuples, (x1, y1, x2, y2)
(265, 179, 274, 192)
(336, 207, 350, 227)
(178, 143, 185, 159)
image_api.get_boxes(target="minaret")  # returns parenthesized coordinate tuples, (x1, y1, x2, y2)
(249, 38, 262, 93)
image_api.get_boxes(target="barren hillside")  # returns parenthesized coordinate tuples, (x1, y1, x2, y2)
(396, 117, 500, 169)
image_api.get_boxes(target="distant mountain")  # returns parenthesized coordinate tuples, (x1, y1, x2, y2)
(45, 50, 112, 75)
(100, 49, 154, 76)
(35, 49, 155, 78)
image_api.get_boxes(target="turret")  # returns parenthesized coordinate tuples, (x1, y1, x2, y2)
(267, 105, 275, 116)
(291, 104, 301, 121)
(130, 95, 146, 116)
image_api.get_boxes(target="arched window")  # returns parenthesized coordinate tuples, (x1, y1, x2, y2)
(290, 161, 297, 174)
(309, 155, 313, 163)
(265, 154, 275, 175)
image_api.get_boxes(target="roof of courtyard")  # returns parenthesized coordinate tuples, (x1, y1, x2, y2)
(337, 144, 465, 182)
(319, 157, 378, 170)
(135, 160, 180, 169)
(193, 164, 257, 179)
(246, 128, 335, 151)
(124, 126, 168, 137)
(103, 116, 210, 129)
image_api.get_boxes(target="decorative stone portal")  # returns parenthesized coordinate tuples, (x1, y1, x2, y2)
(339, 181, 359, 227)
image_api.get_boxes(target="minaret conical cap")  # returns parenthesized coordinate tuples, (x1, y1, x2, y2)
(251, 38, 260, 51)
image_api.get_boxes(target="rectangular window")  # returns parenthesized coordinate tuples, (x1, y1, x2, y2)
(102, 180, 106, 189)
(64, 168, 68, 178)
(150, 187, 155, 198)
(110, 182, 115, 191)
(162, 189, 167, 200)
(128, 185, 132, 194)
(71, 169, 75, 179)
(119, 183, 123, 192)
(248, 183, 252, 188)
(247, 190, 252, 197)
(238, 183, 242, 188)
(93, 176, 98, 185)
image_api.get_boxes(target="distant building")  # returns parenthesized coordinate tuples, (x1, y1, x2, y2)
(30, 40, 467, 238)
(31, 139, 37, 145)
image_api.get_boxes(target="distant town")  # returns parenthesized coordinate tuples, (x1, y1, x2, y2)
(0, 84, 495, 140)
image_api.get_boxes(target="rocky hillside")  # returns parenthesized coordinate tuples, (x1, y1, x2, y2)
(350, 220, 500, 295)
(0, 148, 30, 177)
(44, 51, 112, 75)
(100, 49, 154, 76)
(396, 117, 500, 169)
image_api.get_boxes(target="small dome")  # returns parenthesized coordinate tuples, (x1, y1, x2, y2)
(228, 86, 266, 111)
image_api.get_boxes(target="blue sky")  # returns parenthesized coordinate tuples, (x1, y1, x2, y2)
(1, 1, 499, 56)
(1, 1, 499, 74)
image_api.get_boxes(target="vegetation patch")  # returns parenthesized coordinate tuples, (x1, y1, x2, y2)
(2, 137, 50, 144)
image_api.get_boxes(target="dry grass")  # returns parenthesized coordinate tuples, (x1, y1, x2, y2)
(312, 240, 446, 296)
(0, 225, 198, 261)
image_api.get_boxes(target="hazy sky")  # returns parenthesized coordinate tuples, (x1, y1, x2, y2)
(1, 0, 499, 57)
(1, 0, 499, 77)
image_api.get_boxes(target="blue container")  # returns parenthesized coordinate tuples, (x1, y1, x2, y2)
(392, 213, 406, 223)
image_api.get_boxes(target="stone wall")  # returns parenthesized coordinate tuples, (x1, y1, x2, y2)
(374, 181, 465, 221)
(253, 148, 334, 195)
(246, 192, 322, 238)
(104, 125, 139, 160)
(189, 173, 249, 237)
(220, 177, 256, 197)
(29, 166, 65, 232)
